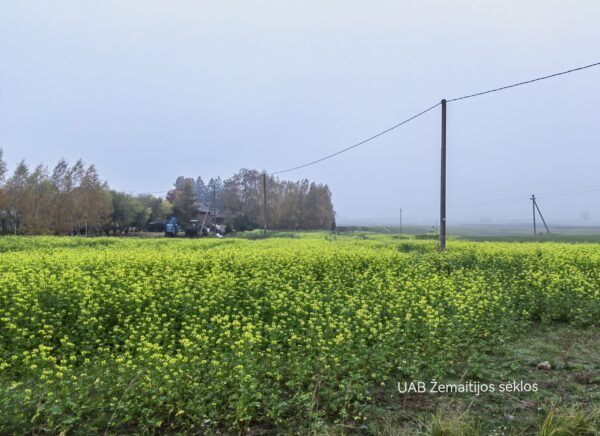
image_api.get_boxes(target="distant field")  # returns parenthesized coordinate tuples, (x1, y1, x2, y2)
(459, 233, 600, 243)
(336, 224, 600, 243)
(1, 235, 599, 434)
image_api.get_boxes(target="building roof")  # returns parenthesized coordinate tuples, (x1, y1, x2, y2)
(193, 202, 223, 216)
(193, 202, 211, 213)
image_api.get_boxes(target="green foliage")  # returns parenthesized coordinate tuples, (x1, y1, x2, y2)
(415, 233, 439, 240)
(111, 191, 151, 231)
(0, 237, 599, 433)
(172, 179, 197, 224)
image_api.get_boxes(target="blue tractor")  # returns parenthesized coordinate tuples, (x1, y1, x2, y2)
(164, 217, 180, 237)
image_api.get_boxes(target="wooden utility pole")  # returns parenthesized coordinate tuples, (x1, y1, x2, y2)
(212, 185, 216, 227)
(399, 208, 403, 234)
(531, 195, 537, 238)
(440, 99, 447, 251)
(262, 173, 267, 236)
(531, 195, 551, 238)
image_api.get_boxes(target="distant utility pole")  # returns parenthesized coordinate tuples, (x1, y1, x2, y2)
(531, 194, 550, 238)
(531, 195, 537, 238)
(212, 185, 216, 226)
(399, 208, 403, 234)
(262, 173, 268, 236)
(439, 99, 447, 251)
(535, 201, 550, 234)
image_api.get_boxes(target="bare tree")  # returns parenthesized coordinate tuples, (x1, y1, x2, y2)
(5, 160, 29, 234)
(24, 164, 53, 234)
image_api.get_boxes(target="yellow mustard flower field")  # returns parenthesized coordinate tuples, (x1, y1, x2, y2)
(0, 236, 599, 433)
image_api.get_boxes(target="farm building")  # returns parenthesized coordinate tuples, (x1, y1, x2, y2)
(193, 202, 226, 231)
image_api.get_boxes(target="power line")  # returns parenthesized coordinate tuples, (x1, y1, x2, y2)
(270, 102, 440, 175)
(126, 62, 600, 199)
(406, 197, 528, 213)
(538, 186, 600, 200)
(268, 61, 600, 176)
(136, 61, 599, 223)
(403, 184, 600, 213)
(447, 61, 600, 102)
(452, 184, 600, 206)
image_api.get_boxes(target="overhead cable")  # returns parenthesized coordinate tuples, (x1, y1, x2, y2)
(271, 102, 440, 175)
(447, 61, 600, 102)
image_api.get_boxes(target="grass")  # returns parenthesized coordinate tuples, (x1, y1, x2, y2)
(538, 406, 600, 436)
(350, 323, 600, 435)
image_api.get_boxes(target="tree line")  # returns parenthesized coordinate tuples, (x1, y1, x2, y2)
(0, 150, 335, 235)
(170, 169, 335, 231)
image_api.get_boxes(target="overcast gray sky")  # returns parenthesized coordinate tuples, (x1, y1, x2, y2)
(1, 1, 599, 225)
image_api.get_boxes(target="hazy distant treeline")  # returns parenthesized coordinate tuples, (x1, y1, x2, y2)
(0, 150, 171, 235)
(168, 168, 336, 231)
(0, 150, 335, 235)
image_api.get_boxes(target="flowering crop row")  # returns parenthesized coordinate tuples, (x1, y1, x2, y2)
(0, 236, 598, 433)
